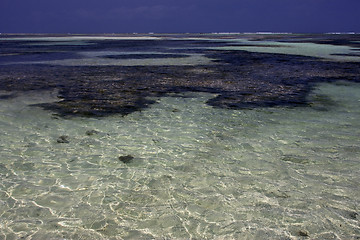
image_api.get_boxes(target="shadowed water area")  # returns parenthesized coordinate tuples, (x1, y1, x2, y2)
(0, 34, 360, 239)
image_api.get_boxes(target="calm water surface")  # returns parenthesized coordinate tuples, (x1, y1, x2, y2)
(0, 35, 359, 239)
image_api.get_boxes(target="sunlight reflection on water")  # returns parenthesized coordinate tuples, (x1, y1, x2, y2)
(0, 81, 359, 239)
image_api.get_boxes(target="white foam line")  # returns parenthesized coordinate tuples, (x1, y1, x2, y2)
(0, 36, 162, 41)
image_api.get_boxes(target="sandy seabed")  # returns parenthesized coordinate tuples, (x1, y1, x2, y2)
(0, 33, 360, 239)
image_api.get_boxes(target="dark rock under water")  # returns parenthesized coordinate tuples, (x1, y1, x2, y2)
(0, 34, 360, 117)
(118, 155, 134, 164)
(57, 135, 70, 143)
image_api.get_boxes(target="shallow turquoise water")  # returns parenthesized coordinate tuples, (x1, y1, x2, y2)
(3, 35, 360, 66)
(0, 81, 359, 239)
(209, 39, 360, 62)
(0, 35, 360, 239)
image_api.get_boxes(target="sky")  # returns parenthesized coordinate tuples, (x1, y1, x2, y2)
(1, 0, 360, 33)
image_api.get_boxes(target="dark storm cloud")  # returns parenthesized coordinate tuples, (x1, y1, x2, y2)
(0, 0, 359, 33)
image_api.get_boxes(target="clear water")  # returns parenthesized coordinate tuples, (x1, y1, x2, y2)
(2, 35, 360, 65)
(167, 36, 360, 61)
(1, 35, 360, 239)
(2, 49, 213, 66)
(12, 52, 212, 66)
(0, 81, 359, 239)
(209, 39, 360, 62)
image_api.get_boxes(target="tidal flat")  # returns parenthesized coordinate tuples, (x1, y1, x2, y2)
(0, 33, 360, 239)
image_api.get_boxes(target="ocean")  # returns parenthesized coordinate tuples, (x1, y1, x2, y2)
(0, 33, 359, 239)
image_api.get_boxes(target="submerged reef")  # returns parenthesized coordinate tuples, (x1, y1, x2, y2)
(0, 34, 360, 117)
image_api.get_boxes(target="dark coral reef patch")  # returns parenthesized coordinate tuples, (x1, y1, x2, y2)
(1, 34, 360, 117)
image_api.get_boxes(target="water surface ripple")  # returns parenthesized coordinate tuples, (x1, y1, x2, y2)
(0, 84, 359, 239)
(0, 34, 360, 239)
